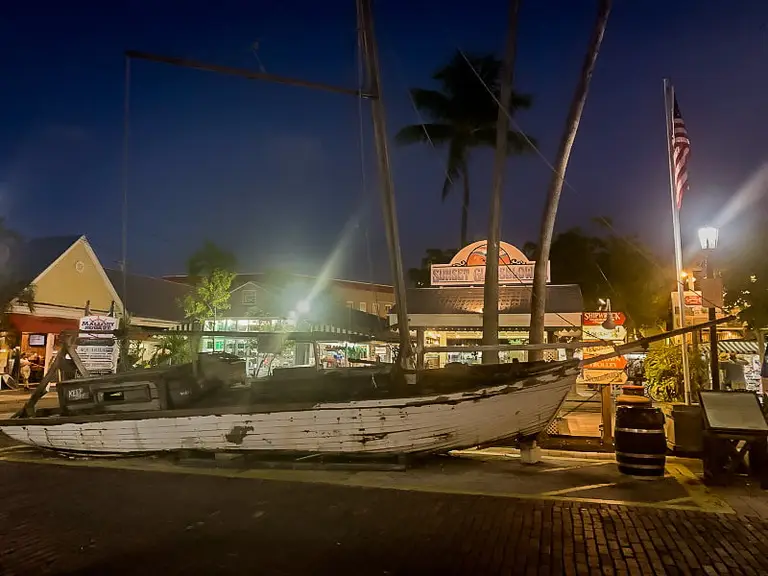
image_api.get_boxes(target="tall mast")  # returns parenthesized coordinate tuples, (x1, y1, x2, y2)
(481, 0, 521, 364)
(356, 0, 413, 367)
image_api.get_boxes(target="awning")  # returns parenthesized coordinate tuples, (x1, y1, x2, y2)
(702, 340, 761, 356)
(7, 313, 78, 335)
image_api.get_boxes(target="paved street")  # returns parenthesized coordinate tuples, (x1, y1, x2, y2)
(2, 458, 768, 575)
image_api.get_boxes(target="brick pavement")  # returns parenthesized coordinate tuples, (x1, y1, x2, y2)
(2, 462, 768, 575)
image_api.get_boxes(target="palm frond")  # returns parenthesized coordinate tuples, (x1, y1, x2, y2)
(409, 89, 452, 120)
(441, 139, 468, 200)
(395, 123, 456, 146)
(472, 128, 536, 154)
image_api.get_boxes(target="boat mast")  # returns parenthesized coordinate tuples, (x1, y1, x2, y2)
(356, 0, 414, 368)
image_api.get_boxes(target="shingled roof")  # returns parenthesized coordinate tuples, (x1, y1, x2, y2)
(105, 269, 192, 323)
(397, 285, 584, 315)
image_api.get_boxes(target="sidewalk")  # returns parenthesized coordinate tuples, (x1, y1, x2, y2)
(2, 459, 768, 575)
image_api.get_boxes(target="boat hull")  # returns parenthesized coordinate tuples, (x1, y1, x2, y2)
(1, 368, 577, 455)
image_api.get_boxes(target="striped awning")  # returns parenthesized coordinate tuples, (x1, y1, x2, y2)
(702, 340, 760, 356)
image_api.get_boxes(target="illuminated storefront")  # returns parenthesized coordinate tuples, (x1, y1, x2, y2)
(198, 281, 394, 377)
(391, 240, 583, 367)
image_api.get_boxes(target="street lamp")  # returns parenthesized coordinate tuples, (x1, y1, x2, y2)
(698, 226, 719, 251)
(698, 225, 720, 391)
(600, 298, 616, 330)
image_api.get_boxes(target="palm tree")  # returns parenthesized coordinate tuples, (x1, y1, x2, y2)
(396, 51, 533, 247)
(528, 0, 612, 360)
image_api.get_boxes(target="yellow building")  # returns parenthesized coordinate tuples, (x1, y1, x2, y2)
(5, 235, 190, 378)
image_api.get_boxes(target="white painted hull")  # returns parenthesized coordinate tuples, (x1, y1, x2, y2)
(1, 370, 576, 455)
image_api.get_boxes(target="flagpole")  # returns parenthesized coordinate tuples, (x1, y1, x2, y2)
(664, 77, 692, 405)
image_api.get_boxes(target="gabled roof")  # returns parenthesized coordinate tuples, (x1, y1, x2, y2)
(105, 269, 192, 323)
(6, 235, 82, 286)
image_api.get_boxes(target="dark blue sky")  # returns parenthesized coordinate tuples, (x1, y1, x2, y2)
(3, 1, 767, 282)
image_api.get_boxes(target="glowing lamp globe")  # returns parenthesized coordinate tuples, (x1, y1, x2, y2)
(698, 226, 719, 251)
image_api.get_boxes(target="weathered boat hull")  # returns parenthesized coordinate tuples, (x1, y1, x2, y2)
(1, 366, 577, 455)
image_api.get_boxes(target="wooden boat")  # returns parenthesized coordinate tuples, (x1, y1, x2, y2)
(2, 0, 727, 458)
(0, 358, 579, 455)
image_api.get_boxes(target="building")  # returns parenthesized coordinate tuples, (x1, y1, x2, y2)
(2, 235, 191, 380)
(163, 272, 393, 377)
(389, 240, 584, 367)
(166, 272, 395, 318)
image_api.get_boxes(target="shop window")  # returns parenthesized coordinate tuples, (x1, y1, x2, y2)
(237, 320, 249, 332)
(202, 338, 214, 352)
(225, 319, 236, 332)
(214, 339, 224, 352)
(214, 320, 225, 332)
(242, 290, 257, 305)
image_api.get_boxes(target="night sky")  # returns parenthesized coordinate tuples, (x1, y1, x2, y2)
(3, 1, 767, 282)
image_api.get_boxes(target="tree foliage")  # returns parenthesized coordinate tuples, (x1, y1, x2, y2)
(181, 242, 237, 323)
(407, 248, 457, 288)
(182, 268, 236, 323)
(149, 334, 193, 366)
(645, 342, 708, 402)
(396, 51, 534, 246)
(186, 240, 237, 280)
(722, 217, 768, 358)
(526, 222, 671, 338)
(0, 220, 35, 329)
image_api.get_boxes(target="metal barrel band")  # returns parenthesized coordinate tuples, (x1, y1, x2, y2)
(615, 451, 666, 460)
(615, 427, 664, 434)
(617, 462, 666, 470)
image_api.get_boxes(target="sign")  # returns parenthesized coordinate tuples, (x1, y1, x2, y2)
(580, 313, 627, 385)
(671, 291, 709, 328)
(581, 324, 627, 342)
(79, 315, 119, 336)
(581, 370, 629, 385)
(76, 315, 119, 374)
(430, 240, 550, 286)
(581, 311, 626, 326)
(582, 351, 627, 370)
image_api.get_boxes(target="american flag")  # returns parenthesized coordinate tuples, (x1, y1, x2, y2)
(671, 97, 691, 209)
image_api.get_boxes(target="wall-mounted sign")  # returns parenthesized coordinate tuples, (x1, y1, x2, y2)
(670, 290, 715, 328)
(430, 240, 550, 286)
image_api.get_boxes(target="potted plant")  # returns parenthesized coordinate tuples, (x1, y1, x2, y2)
(645, 341, 708, 454)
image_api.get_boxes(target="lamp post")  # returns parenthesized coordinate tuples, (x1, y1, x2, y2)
(698, 226, 720, 391)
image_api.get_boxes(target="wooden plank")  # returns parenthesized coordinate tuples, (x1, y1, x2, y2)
(1, 374, 577, 455)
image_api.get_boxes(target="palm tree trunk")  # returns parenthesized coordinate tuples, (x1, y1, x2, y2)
(482, 0, 521, 365)
(528, 0, 612, 360)
(461, 162, 470, 247)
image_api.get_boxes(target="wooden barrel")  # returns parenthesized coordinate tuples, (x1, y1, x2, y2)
(614, 405, 666, 476)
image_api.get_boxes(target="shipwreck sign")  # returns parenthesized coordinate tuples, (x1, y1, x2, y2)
(430, 240, 550, 286)
(76, 315, 119, 374)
